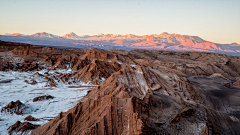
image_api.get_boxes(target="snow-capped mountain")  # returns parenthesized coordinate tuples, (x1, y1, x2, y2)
(0, 32, 240, 56)
(32, 32, 60, 38)
(3, 33, 24, 36)
(63, 32, 80, 39)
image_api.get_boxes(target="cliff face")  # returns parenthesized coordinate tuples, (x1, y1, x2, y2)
(31, 65, 208, 135)
(1, 40, 240, 135)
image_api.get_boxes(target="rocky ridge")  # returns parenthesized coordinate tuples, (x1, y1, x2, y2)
(0, 40, 240, 134)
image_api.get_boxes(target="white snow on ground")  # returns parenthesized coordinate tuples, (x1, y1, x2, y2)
(0, 70, 95, 134)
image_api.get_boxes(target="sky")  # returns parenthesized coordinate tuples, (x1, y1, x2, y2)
(0, 0, 239, 44)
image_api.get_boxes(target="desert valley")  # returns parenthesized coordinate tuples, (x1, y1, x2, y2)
(0, 39, 240, 134)
(1, 0, 239, 134)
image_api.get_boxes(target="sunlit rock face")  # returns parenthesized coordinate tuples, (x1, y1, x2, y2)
(1, 40, 240, 134)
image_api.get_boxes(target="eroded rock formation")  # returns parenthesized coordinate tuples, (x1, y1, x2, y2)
(24, 115, 39, 121)
(33, 95, 54, 102)
(1, 40, 240, 134)
(8, 121, 39, 135)
(1, 100, 26, 115)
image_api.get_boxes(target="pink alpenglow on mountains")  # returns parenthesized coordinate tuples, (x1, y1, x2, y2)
(1, 32, 240, 56)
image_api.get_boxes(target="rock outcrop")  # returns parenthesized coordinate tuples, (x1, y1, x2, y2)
(8, 121, 39, 135)
(12, 49, 48, 58)
(33, 95, 54, 102)
(24, 115, 39, 121)
(1, 100, 26, 115)
(31, 63, 213, 134)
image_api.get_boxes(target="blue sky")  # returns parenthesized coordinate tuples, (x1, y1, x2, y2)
(0, 0, 239, 44)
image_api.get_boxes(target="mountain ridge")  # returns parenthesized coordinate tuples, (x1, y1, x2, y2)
(1, 32, 240, 56)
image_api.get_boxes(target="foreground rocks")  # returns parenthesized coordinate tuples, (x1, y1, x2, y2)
(24, 115, 39, 121)
(1, 40, 240, 134)
(1, 100, 26, 115)
(8, 121, 39, 135)
(33, 95, 54, 102)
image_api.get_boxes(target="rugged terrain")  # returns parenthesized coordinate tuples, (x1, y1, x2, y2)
(0, 40, 240, 135)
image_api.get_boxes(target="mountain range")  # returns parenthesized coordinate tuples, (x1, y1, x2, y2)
(1, 32, 240, 56)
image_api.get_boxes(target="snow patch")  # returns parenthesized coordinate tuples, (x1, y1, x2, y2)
(0, 70, 93, 134)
